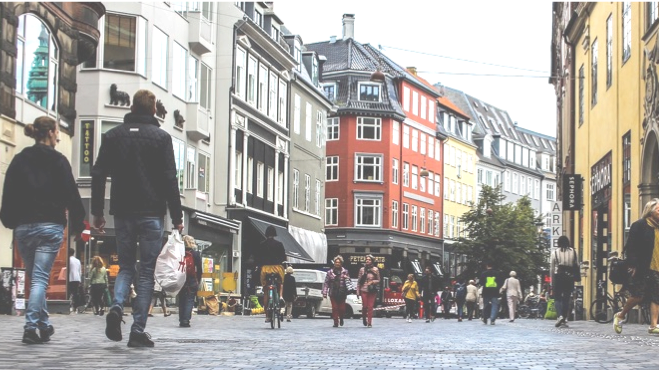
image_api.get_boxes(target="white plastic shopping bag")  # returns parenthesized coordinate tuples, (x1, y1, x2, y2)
(154, 230, 186, 296)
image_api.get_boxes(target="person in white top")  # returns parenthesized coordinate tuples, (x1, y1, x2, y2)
(68, 248, 82, 312)
(501, 271, 523, 322)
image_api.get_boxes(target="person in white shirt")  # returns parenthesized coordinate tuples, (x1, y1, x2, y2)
(68, 248, 82, 312)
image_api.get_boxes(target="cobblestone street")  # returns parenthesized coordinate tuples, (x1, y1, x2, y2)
(1, 312, 658, 369)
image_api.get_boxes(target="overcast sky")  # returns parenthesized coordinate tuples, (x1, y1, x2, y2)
(274, 1, 557, 137)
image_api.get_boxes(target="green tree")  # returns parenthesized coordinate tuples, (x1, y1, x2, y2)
(453, 184, 549, 288)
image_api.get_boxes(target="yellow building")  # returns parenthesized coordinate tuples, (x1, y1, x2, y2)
(437, 96, 477, 277)
(552, 2, 658, 320)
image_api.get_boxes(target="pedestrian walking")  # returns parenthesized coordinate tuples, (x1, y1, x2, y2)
(454, 281, 467, 322)
(91, 89, 184, 348)
(0, 116, 86, 344)
(148, 280, 170, 317)
(551, 236, 580, 328)
(357, 255, 379, 328)
(419, 266, 437, 323)
(477, 285, 484, 319)
(465, 280, 478, 320)
(613, 198, 659, 334)
(89, 256, 108, 316)
(401, 274, 420, 323)
(322, 255, 354, 327)
(178, 235, 202, 328)
(282, 266, 297, 322)
(480, 262, 504, 325)
(440, 286, 453, 319)
(68, 248, 82, 312)
(501, 271, 523, 322)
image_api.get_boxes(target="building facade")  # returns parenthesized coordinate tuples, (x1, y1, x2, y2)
(552, 2, 657, 317)
(0, 2, 104, 297)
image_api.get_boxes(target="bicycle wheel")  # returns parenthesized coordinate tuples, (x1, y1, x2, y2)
(269, 290, 275, 329)
(590, 298, 614, 323)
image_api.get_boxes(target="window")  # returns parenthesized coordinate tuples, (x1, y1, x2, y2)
(428, 137, 434, 160)
(198, 151, 210, 193)
(427, 210, 434, 235)
(152, 27, 168, 88)
(357, 117, 381, 140)
(278, 80, 286, 124)
(392, 158, 399, 184)
(185, 146, 196, 189)
(410, 205, 417, 231)
(411, 166, 418, 190)
(420, 208, 426, 233)
(271, 25, 280, 42)
(467, 186, 473, 204)
(323, 84, 336, 101)
(256, 162, 264, 197)
(403, 86, 410, 111)
(412, 91, 419, 115)
(258, 64, 268, 112)
(89, 13, 146, 76)
(420, 171, 426, 192)
(449, 146, 455, 166)
(649, 2, 659, 29)
(269, 72, 278, 120)
(316, 111, 323, 147)
(546, 183, 555, 201)
(512, 173, 518, 194)
(591, 39, 598, 107)
(403, 162, 410, 187)
(235, 151, 242, 189)
(403, 125, 410, 148)
(534, 179, 540, 200)
(304, 174, 310, 212)
(393, 121, 400, 145)
(402, 203, 409, 230)
(428, 101, 435, 124)
(392, 201, 399, 228)
(622, 2, 631, 62)
(200, 63, 212, 110)
(434, 212, 440, 237)
(435, 176, 440, 197)
(325, 198, 338, 225)
(444, 214, 449, 238)
(456, 183, 461, 204)
(267, 167, 274, 201)
(15, 14, 59, 112)
(606, 15, 613, 88)
(356, 197, 381, 227)
(435, 139, 441, 161)
(172, 138, 185, 192)
(326, 156, 338, 181)
(527, 177, 533, 196)
(188, 56, 198, 102)
(520, 175, 526, 195)
(444, 176, 449, 199)
(503, 172, 510, 192)
(359, 83, 380, 102)
(623, 132, 631, 184)
(247, 157, 253, 193)
(327, 117, 339, 140)
(254, 9, 263, 28)
(305, 102, 312, 141)
(173, 43, 187, 99)
(293, 169, 299, 209)
(412, 129, 418, 152)
(355, 154, 382, 181)
(315, 180, 321, 216)
(277, 171, 284, 205)
(247, 56, 257, 104)
(421, 96, 427, 120)
(294, 94, 301, 134)
(578, 65, 584, 125)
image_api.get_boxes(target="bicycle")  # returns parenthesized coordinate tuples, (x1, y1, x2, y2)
(590, 279, 626, 323)
(264, 272, 283, 329)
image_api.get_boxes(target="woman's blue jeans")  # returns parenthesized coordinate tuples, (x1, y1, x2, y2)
(14, 223, 64, 332)
(112, 216, 164, 334)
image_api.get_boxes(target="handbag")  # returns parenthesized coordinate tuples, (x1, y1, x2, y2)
(154, 230, 187, 296)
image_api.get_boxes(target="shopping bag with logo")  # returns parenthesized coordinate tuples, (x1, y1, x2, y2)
(544, 298, 557, 320)
(154, 230, 186, 296)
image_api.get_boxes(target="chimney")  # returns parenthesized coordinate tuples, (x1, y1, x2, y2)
(408, 66, 417, 76)
(342, 14, 355, 40)
(329, 35, 337, 44)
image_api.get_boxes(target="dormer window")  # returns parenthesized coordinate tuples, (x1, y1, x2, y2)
(271, 26, 280, 42)
(322, 83, 336, 101)
(254, 9, 263, 28)
(359, 82, 380, 102)
(294, 39, 301, 71)
(312, 57, 318, 85)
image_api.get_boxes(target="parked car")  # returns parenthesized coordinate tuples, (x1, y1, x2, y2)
(291, 269, 362, 319)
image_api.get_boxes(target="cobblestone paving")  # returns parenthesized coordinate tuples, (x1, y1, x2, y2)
(1, 313, 658, 369)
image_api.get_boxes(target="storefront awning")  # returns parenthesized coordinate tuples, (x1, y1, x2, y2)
(288, 225, 327, 264)
(247, 217, 314, 262)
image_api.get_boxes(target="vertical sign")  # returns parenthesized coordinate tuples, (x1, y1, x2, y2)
(562, 174, 583, 211)
(80, 120, 94, 177)
(551, 201, 563, 248)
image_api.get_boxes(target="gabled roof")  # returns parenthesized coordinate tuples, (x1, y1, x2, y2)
(437, 96, 470, 120)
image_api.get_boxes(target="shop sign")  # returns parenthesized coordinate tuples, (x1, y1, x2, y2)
(80, 120, 94, 175)
(590, 153, 612, 196)
(563, 174, 583, 211)
(344, 254, 389, 270)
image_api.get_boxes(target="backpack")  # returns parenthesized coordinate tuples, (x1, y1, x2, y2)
(609, 258, 629, 284)
(455, 285, 467, 301)
(185, 250, 196, 278)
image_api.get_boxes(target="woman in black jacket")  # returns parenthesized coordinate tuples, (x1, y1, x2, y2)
(0, 116, 85, 344)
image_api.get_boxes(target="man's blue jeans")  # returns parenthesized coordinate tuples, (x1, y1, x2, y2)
(113, 216, 164, 334)
(483, 296, 500, 322)
(14, 223, 64, 332)
(178, 284, 197, 325)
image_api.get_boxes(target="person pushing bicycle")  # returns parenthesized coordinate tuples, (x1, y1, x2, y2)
(254, 225, 287, 322)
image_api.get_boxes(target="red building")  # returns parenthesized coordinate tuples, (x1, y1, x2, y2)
(305, 15, 445, 281)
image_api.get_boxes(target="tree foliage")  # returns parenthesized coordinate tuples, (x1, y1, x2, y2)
(453, 184, 549, 288)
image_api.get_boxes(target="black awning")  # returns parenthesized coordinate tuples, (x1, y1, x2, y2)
(248, 217, 314, 262)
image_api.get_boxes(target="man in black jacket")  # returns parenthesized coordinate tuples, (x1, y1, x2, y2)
(480, 261, 504, 325)
(91, 89, 183, 348)
(419, 267, 437, 323)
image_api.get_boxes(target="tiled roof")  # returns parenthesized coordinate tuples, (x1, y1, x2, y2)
(437, 96, 470, 119)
